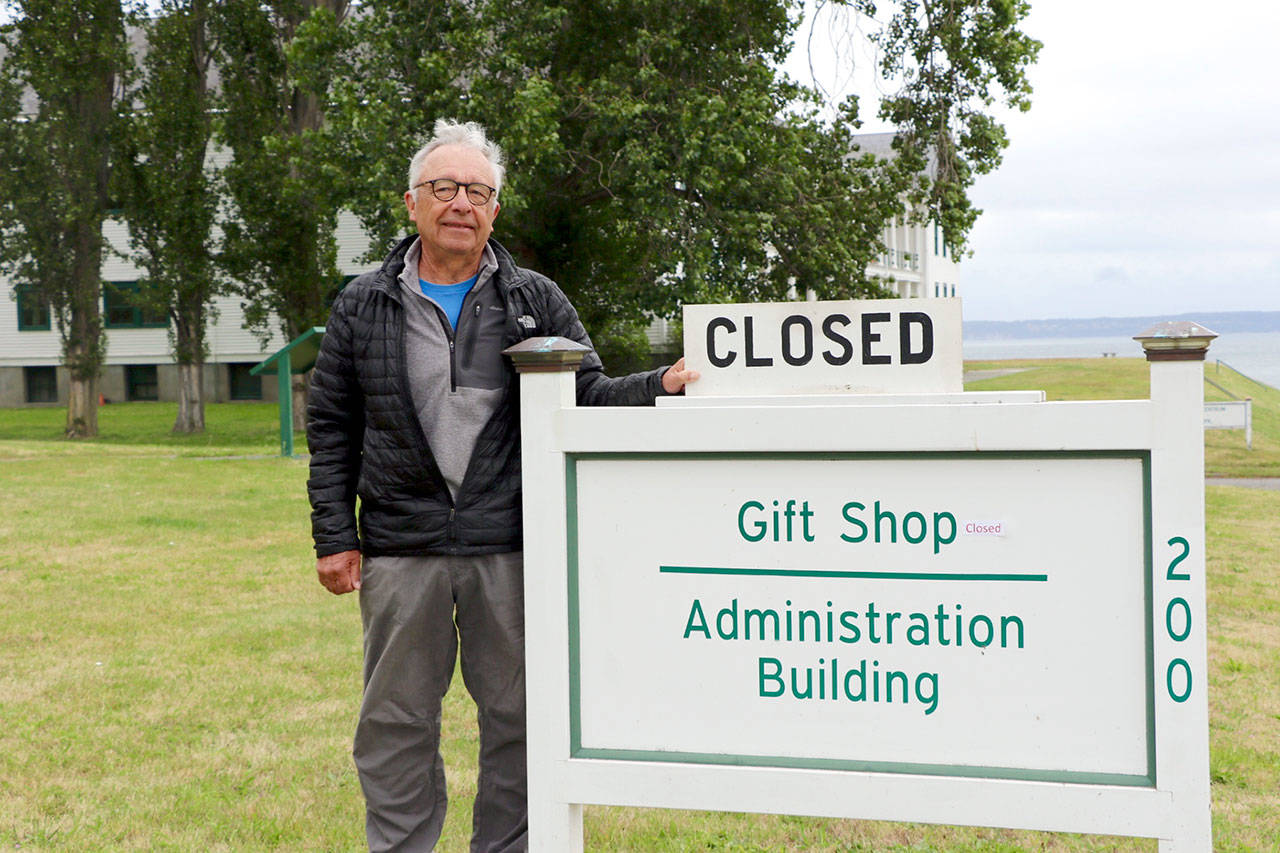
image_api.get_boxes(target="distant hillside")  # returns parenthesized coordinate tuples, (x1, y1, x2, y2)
(965, 311, 1280, 340)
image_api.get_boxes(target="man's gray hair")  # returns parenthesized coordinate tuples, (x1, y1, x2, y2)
(407, 119, 506, 197)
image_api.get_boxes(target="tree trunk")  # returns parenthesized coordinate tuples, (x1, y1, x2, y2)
(65, 373, 99, 438)
(63, 220, 105, 439)
(173, 361, 206, 433)
(172, 302, 207, 433)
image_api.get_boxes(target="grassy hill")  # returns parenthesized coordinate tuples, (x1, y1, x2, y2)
(965, 357, 1280, 477)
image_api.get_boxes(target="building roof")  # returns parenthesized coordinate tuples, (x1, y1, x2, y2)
(851, 130, 941, 180)
(850, 131, 899, 158)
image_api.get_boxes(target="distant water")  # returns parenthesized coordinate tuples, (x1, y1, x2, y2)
(964, 330, 1280, 390)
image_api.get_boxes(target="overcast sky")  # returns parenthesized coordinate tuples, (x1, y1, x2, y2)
(788, 0, 1280, 322)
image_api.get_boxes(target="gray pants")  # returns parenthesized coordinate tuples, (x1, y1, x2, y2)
(355, 553, 527, 853)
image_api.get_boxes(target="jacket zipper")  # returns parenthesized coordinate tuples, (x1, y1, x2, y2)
(432, 302, 463, 393)
(444, 296, 485, 393)
(395, 301, 455, 519)
(448, 335, 456, 392)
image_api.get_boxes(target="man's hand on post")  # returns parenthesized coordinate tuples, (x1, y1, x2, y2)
(317, 549, 362, 595)
(662, 357, 701, 395)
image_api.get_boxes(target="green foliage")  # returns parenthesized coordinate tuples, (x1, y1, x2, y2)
(0, 0, 132, 385)
(860, 0, 1043, 254)
(1, 0, 1041, 413)
(321, 0, 496, 252)
(212, 0, 350, 340)
(326, 0, 907, 338)
(117, 0, 221, 367)
(316, 0, 1038, 339)
(592, 319, 660, 375)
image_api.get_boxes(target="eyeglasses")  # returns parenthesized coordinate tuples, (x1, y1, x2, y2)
(413, 178, 497, 206)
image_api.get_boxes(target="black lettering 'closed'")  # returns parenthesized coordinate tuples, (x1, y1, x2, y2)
(707, 317, 736, 367)
(822, 314, 853, 365)
(781, 315, 813, 366)
(899, 312, 934, 364)
(861, 312, 891, 365)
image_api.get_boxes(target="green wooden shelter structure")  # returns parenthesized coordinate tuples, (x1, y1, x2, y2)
(251, 327, 324, 457)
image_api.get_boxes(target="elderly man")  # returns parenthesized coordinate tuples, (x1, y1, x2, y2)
(307, 119, 696, 852)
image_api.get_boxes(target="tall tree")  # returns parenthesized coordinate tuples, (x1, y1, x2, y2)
(213, 0, 348, 425)
(324, 0, 905, 350)
(827, 0, 1041, 254)
(0, 0, 131, 437)
(118, 0, 219, 433)
(321, 0, 478, 254)
(471, 0, 911, 328)
(213, 0, 350, 426)
(309, 0, 1040, 362)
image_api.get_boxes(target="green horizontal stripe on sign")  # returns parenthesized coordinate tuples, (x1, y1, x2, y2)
(659, 566, 1048, 582)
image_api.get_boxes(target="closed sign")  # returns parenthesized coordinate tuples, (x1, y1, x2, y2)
(683, 299, 963, 396)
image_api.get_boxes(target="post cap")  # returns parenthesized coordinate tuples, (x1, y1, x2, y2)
(1133, 321, 1217, 362)
(503, 336, 592, 372)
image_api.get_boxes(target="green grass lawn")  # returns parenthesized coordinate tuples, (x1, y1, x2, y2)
(1, 367, 1277, 851)
(0, 400, 306, 457)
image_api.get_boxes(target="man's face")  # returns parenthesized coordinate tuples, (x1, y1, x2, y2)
(404, 144, 500, 268)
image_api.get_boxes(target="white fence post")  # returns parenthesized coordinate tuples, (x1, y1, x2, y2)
(1135, 321, 1216, 853)
(506, 337, 589, 853)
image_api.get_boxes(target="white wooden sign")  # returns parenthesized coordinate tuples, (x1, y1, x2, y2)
(1203, 401, 1247, 429)
(514, 323, 1212, 852)
(571, 453, 1151, 782)
(683, 298, 963, 396)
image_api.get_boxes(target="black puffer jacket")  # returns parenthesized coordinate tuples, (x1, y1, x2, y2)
(307, 236, 668, 558)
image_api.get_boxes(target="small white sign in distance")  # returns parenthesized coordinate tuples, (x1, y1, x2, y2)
(1203, 401, 1248, 430)
(683, 298, 964, 397)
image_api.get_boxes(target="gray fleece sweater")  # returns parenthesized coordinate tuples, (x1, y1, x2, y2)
(397, 239, 504, 498)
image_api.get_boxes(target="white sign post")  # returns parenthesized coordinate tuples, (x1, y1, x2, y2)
(507, 311, 1213, 852)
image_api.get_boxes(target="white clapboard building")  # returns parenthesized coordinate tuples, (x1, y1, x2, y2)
(856, 132, 961, 300)
(0, 211, 380, 407)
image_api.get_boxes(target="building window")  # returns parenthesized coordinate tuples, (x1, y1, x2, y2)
(126, 365, 159, 401)
(24, 366, 57, 403)
(16, 285, 51, 331)
(228, 363, 262, 400)
(104, 282, 168, 329)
